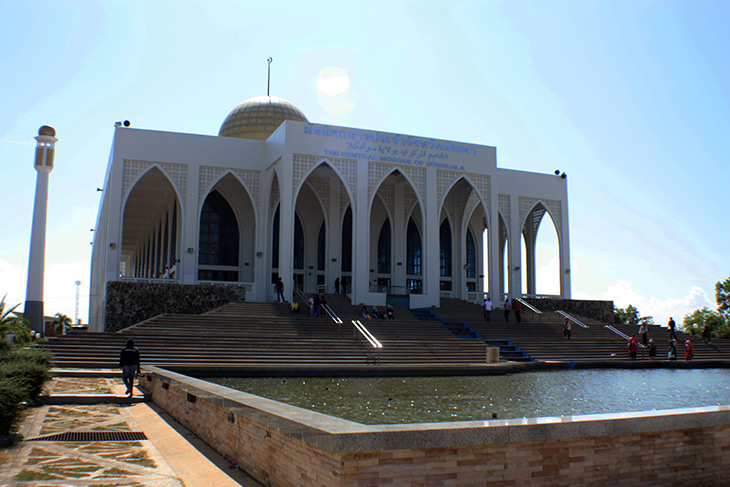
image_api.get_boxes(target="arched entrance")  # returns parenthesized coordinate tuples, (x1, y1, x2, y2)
(120, 167, 181, 280)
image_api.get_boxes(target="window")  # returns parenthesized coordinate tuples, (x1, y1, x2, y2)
(294, 215, 304, 269)
(341, 207, 352, 272)
(198, 270, 239, 281)
(377, 220, 391, 274)
(407, 279, 422, 293)
(199, 190, 239, 267)
(407, 218, 421, 275)
(271, 206, 280, 269)
(466, 229, 476, 278)
(317, 222, 326, 271)
(169, 202, 177, 270)
(439, 220, 452, 277)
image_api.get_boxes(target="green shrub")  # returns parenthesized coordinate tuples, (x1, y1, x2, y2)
(0, 359, 51, 403)
(10, 347, 55, 369)
(0, 377, 30, 435)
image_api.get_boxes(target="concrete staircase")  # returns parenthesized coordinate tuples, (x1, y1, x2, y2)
(435, 298, 730, 363)
(410, 307, 531, 362)
(42, 297, 729, 372)
(42, 300, 498, 371)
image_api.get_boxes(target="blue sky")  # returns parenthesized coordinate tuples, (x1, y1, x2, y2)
(1, 0, 728, 325)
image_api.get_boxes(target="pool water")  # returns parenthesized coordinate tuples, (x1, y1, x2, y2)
(207, 369, 730, 425)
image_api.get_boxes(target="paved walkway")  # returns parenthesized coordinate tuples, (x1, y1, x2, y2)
(0, 373, 262, 487)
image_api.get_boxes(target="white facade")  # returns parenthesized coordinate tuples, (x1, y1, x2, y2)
(90, 116, 570, 331)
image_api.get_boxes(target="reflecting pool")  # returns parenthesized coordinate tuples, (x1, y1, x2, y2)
(207, 369, 730, 425)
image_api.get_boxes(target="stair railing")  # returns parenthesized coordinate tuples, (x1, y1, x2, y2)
(295, 290, 311, 312)
(516, 297, 542, 321)
(556, 310, 588, 328)
(604, 324, 646, 348)
(352, 320, 383, 348)
(295, 290, 343, 324)
(322, 303, 343, 324)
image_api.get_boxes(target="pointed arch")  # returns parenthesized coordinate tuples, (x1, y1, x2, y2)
(199, 167, 258, 218)
(121, 166, 181, 279)
(295, 160, 355, 209)
(198, 190, 240, 282)
(198, 173, 256, 282)
(521, 201, 561, 295)
(438, 175, 489, 228)
(369, 168, 426, 223)
(520, 200, 560, 243)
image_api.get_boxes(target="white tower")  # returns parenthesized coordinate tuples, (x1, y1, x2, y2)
(24, 125, 57, 333)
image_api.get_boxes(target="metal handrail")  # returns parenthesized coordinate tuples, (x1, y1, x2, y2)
(516, 297, 542, 314)
(322, 303, 342, 324)
(605, 324, 646, 348)
(294, 291, 342, 324)
(352, 320, 383, 348)
(556, 310, 588, 328)
(295, 290, 310, 310)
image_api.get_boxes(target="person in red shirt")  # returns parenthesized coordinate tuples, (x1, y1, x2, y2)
(628, 335, 638, 360)
(684, 340, 694, 361)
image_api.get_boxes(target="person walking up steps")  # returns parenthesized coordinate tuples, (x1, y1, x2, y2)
(513, 299, 522, 323)
(668, 317, 677, 341)
(119, 338, 141, 397)
(483, 297, 492, 322)
(275, 277, 286, 302)
(503, 298, 510, 322)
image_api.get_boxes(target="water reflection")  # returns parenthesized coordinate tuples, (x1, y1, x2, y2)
(206, 369, 730, 425)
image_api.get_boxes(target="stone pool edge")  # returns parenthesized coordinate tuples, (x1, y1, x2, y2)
(142, 365, 730, 486)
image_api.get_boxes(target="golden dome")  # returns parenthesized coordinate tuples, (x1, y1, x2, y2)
(219, 95, 308, 140)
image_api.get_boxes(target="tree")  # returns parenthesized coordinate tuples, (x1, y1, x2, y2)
(682, 307, 729, 339)
(51, 313, 72, 336)
(613, 304, 654, 326)
(0, 295, 32, 351)
(716, 277, 730, 318)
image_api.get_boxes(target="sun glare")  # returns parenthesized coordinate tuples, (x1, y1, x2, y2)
(316, 66, 351, 97)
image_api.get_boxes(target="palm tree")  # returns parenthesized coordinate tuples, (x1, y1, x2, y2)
(0, 294, 32, 351)
(52, 313, 72, 336)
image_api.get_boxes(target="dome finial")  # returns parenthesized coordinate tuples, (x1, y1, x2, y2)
(267, 57, 273, 97)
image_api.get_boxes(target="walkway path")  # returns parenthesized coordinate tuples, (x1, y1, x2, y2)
(0, 372, 262, 487)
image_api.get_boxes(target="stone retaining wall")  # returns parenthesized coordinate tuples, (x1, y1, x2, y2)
(144, 367, 730, 487)
(524, 297, 614, 323)
(105, 281, 246, 332)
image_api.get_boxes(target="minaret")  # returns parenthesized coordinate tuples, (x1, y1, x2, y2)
(24, 125, 57, 333)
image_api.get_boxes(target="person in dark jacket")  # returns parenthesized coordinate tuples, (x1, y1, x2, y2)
(119, 338, 141, 396)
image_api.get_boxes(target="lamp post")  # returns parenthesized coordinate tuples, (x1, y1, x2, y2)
(24, 125, 57, 333)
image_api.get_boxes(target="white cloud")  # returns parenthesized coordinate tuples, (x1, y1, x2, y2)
(574, 280, 715, 326)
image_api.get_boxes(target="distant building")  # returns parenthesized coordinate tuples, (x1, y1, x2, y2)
(90, 96, 570, 331)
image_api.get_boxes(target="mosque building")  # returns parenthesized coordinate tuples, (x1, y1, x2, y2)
(89, 95, 570, 331)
